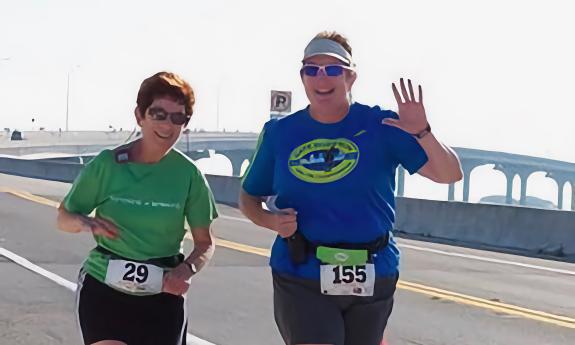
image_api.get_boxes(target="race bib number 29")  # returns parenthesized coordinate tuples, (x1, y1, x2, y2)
(105, 260, 163, 294)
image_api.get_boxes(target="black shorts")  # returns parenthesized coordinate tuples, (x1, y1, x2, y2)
(75, 271, 187, 345)
(273, 272, 398, 345)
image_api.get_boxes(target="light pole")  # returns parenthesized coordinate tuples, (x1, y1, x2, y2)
(65, 72, 70, 131)
(1, 58, 12, 132)
(65, 65, 80, 131)
(216, 84, 221, 132)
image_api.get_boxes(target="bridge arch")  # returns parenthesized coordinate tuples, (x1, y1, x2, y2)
(468, 164, 507, 203)
(524, 171, 558, 208)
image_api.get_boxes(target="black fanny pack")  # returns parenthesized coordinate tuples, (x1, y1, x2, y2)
(285, 231, 390, 265)
(94, 245, 184, 269)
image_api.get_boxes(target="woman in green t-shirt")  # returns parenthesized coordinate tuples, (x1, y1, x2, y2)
(57, 71, 218, 345)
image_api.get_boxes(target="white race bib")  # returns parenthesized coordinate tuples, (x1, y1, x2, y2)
(105, 259, 164, 294)
(320, 264, 375, 296)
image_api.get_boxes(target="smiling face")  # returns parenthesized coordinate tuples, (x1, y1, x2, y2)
(301, 54, 356, 114)
(135, 96, 186, 151)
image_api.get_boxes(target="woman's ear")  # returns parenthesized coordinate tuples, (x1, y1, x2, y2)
(134, 107, 144, 127)
(346, 71, 357, 90)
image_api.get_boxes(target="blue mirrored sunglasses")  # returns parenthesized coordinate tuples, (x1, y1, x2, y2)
(301, 64, 354, 77)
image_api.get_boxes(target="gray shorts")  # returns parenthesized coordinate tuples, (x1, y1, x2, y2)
(273, 272, 398, 345)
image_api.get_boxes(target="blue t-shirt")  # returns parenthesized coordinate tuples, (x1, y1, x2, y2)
(242, 103, 428, 279)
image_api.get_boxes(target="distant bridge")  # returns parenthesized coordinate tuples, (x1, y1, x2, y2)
(2, 131, 573, 210)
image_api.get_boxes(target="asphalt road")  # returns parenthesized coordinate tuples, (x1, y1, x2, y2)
(1, 174, 574, 345)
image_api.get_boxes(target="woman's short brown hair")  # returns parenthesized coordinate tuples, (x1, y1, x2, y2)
(136, 71, 195, 116)
(314, 31, 352, 57)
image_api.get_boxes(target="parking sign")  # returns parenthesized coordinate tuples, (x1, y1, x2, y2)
(270, 90, 292, 119)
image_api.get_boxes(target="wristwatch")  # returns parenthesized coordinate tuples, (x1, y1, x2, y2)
(183, 261, 197, 275)
(413, 123, 431, 139)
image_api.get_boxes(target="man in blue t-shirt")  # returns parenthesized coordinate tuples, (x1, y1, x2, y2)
(240, 31, 463, 345)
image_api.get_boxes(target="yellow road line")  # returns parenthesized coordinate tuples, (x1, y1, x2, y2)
(184, 233, 271, 257)
(6, 189, 575, 329)
(397, 282, 575, 328)
(215, 238, 272, 257)
(3, 189, 60, 208)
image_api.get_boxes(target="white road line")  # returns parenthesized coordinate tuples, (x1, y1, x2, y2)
(187, 334, 218, 345)
(0, 247, 77, 291)
(399, 244, 575, 276)
(0, 246, 218, 345)
(218, 214, 575, 276)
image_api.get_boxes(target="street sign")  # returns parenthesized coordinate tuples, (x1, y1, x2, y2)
(270, 90, 292, 119)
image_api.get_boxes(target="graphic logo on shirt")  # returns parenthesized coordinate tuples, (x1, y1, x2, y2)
(109, 196, 181, 209)
(288, 138, 359, 183)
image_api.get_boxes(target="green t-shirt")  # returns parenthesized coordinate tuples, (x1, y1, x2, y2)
(63, 147, 218, 284)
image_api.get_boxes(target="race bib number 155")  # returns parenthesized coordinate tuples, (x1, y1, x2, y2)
(320, 264, 375, 296)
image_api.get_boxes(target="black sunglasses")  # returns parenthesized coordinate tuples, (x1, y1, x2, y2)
(147, 107, 190, 125)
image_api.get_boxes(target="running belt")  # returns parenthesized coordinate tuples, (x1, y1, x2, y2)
(94, 245, 184, 268)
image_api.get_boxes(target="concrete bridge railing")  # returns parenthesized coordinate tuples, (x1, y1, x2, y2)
(0, 156, 573, 261)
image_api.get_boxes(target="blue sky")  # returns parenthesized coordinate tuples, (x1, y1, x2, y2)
(1, 0, 574, 169)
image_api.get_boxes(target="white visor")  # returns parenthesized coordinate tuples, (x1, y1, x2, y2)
(303, 38, 354, 66)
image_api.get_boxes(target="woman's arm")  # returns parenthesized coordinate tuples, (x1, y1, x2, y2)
(239, 188, 297, 238)
(162, 225, 215, 296)
(415, 133, 463, 183)
(185, 225, 215, 273)
(56, 203, 118, 238)
(383, 78, 462, 184)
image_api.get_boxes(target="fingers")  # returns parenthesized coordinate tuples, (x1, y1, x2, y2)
(382, 118, 402, 132)
(91, 218, 119, 239)
(266, 207, 298, 238)
(278, 208, 297, 215)
(276, 208, 297, 224)
(94, 217, 117, 232)
(382, 118, 400, 127)
(392, 83, 403, 104)
(93, 218, 118, 238)
(275, 211, 298, 238)
(277, 222, 297, 238)
(92, 227, 118, 239)
(278, 212, 297, 225)
(400, 78, 410, 102)
(170, 279, 189, 292)
(279, 228, 297, 238)
(162, 274, 190, 295)
(418, 84, 423, 103)
(394, 78, 422, 104)
(408, 79, 416, 101)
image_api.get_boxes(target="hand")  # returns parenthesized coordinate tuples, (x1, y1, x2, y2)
(162, 263, 192, 296)
(80, 215, 119, 239)
(383, 78, 429, 135)
(269, 208, 298, 238)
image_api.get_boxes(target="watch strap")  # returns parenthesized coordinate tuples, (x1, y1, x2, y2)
(413, 123, 431, 139)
